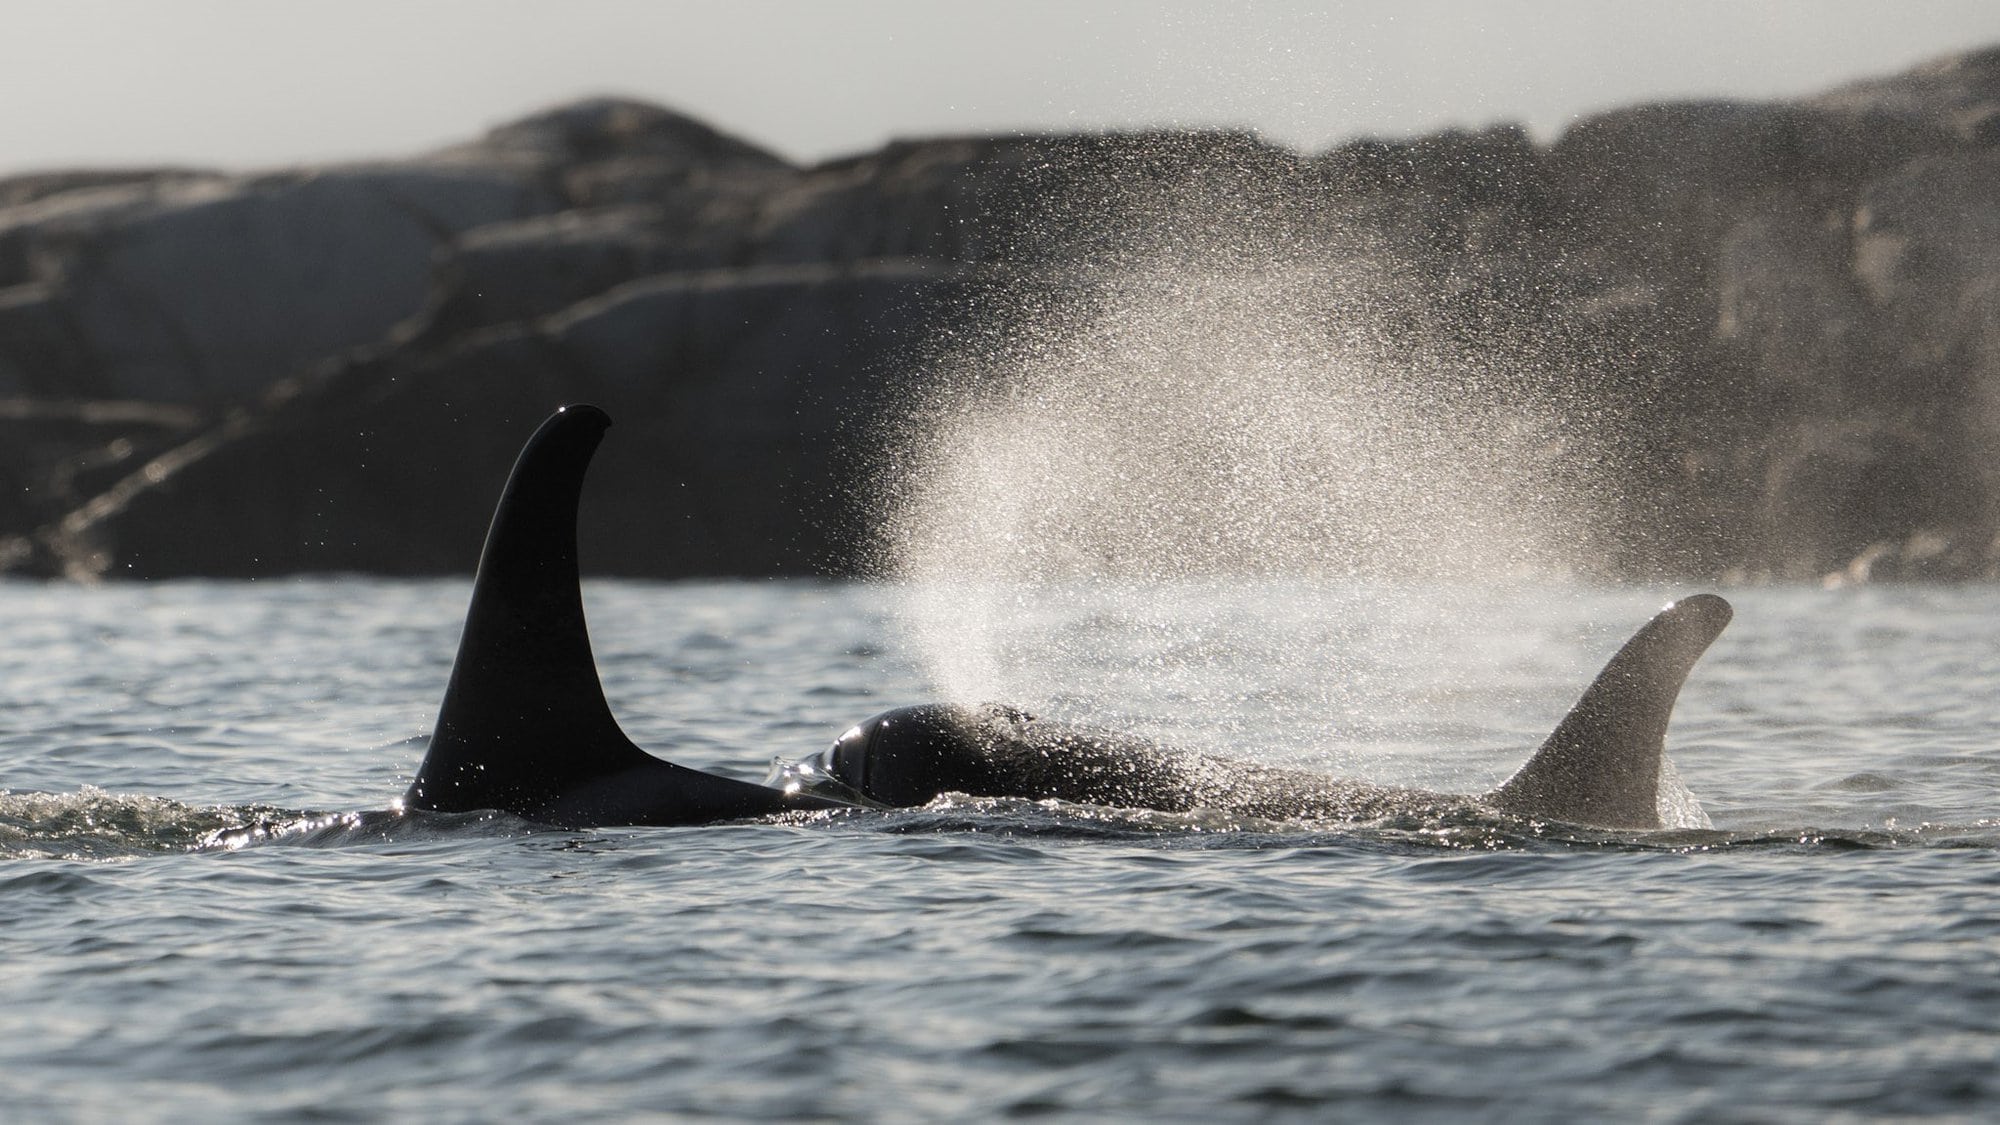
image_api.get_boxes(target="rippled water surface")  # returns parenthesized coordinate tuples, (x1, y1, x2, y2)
(1, 578, 1996, 1120)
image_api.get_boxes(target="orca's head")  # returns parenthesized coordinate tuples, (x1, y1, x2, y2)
(769, 704, 1030, 808)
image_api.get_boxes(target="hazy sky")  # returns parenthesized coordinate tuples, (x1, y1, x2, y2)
(5, 0, 2000, 175)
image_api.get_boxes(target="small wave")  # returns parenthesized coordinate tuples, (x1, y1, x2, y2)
(0, 787, 246, 860)
(0, 867, 104, 895)
(848, 792, 2000, 854)
(196, 806, 554, 851)
(8, 783, 1996, 861)
(0, 789, 558, 859)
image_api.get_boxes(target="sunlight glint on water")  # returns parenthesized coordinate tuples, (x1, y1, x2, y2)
(0, 579, 1997, 1119)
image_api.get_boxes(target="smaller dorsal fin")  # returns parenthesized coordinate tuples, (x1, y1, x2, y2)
(1486, 594, 1731, 828)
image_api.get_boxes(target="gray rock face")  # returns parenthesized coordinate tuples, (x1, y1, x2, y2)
(1851, 149, 2000, 546)
(1812, 44, 2000, 143)
(6, 46, 2000, 581)
(19, 262, 967, 580)
(414, 207, 702, 337)
(433, 96, 791, 177)
(0, 164, 552, 402)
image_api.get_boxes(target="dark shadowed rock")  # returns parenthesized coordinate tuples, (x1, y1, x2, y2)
(411, 206, 729, 338)
(0, 398, 204, 576)
(11, 260, 971, 580)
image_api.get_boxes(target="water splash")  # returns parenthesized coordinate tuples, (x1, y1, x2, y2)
(872, 228, 1616, 773)
(0, 787, 242, 860)
(1657, 757, 1713, 830)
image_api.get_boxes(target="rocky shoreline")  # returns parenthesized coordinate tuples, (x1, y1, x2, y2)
(3, 48, 1999, 583)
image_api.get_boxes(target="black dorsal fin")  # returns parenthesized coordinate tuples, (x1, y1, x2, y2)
(404, 405, 841, 827)
(1486, 594, 1731, 829)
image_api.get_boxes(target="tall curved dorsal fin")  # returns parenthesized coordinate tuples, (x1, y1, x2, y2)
(1486, 594, 1731, 829)
(404, 405, 841, 827)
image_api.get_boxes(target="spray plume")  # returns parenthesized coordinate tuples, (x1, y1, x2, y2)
(867, 139, 1623, 773)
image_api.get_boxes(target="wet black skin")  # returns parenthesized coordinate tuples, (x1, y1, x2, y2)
(788, 593, 1734, 829)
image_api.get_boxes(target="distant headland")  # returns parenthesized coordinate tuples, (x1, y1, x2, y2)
(4, 46, 1999, 584)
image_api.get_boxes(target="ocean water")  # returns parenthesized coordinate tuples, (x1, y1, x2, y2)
(1, 577, 1996, 1121)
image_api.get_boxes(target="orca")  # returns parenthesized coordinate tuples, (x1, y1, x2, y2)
(407, 404, 1729, 832)
(769, 594, 1732, 830)
(401, 404, 845, 827)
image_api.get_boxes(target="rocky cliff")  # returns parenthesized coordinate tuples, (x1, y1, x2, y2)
(2, 51, 1999, 583)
